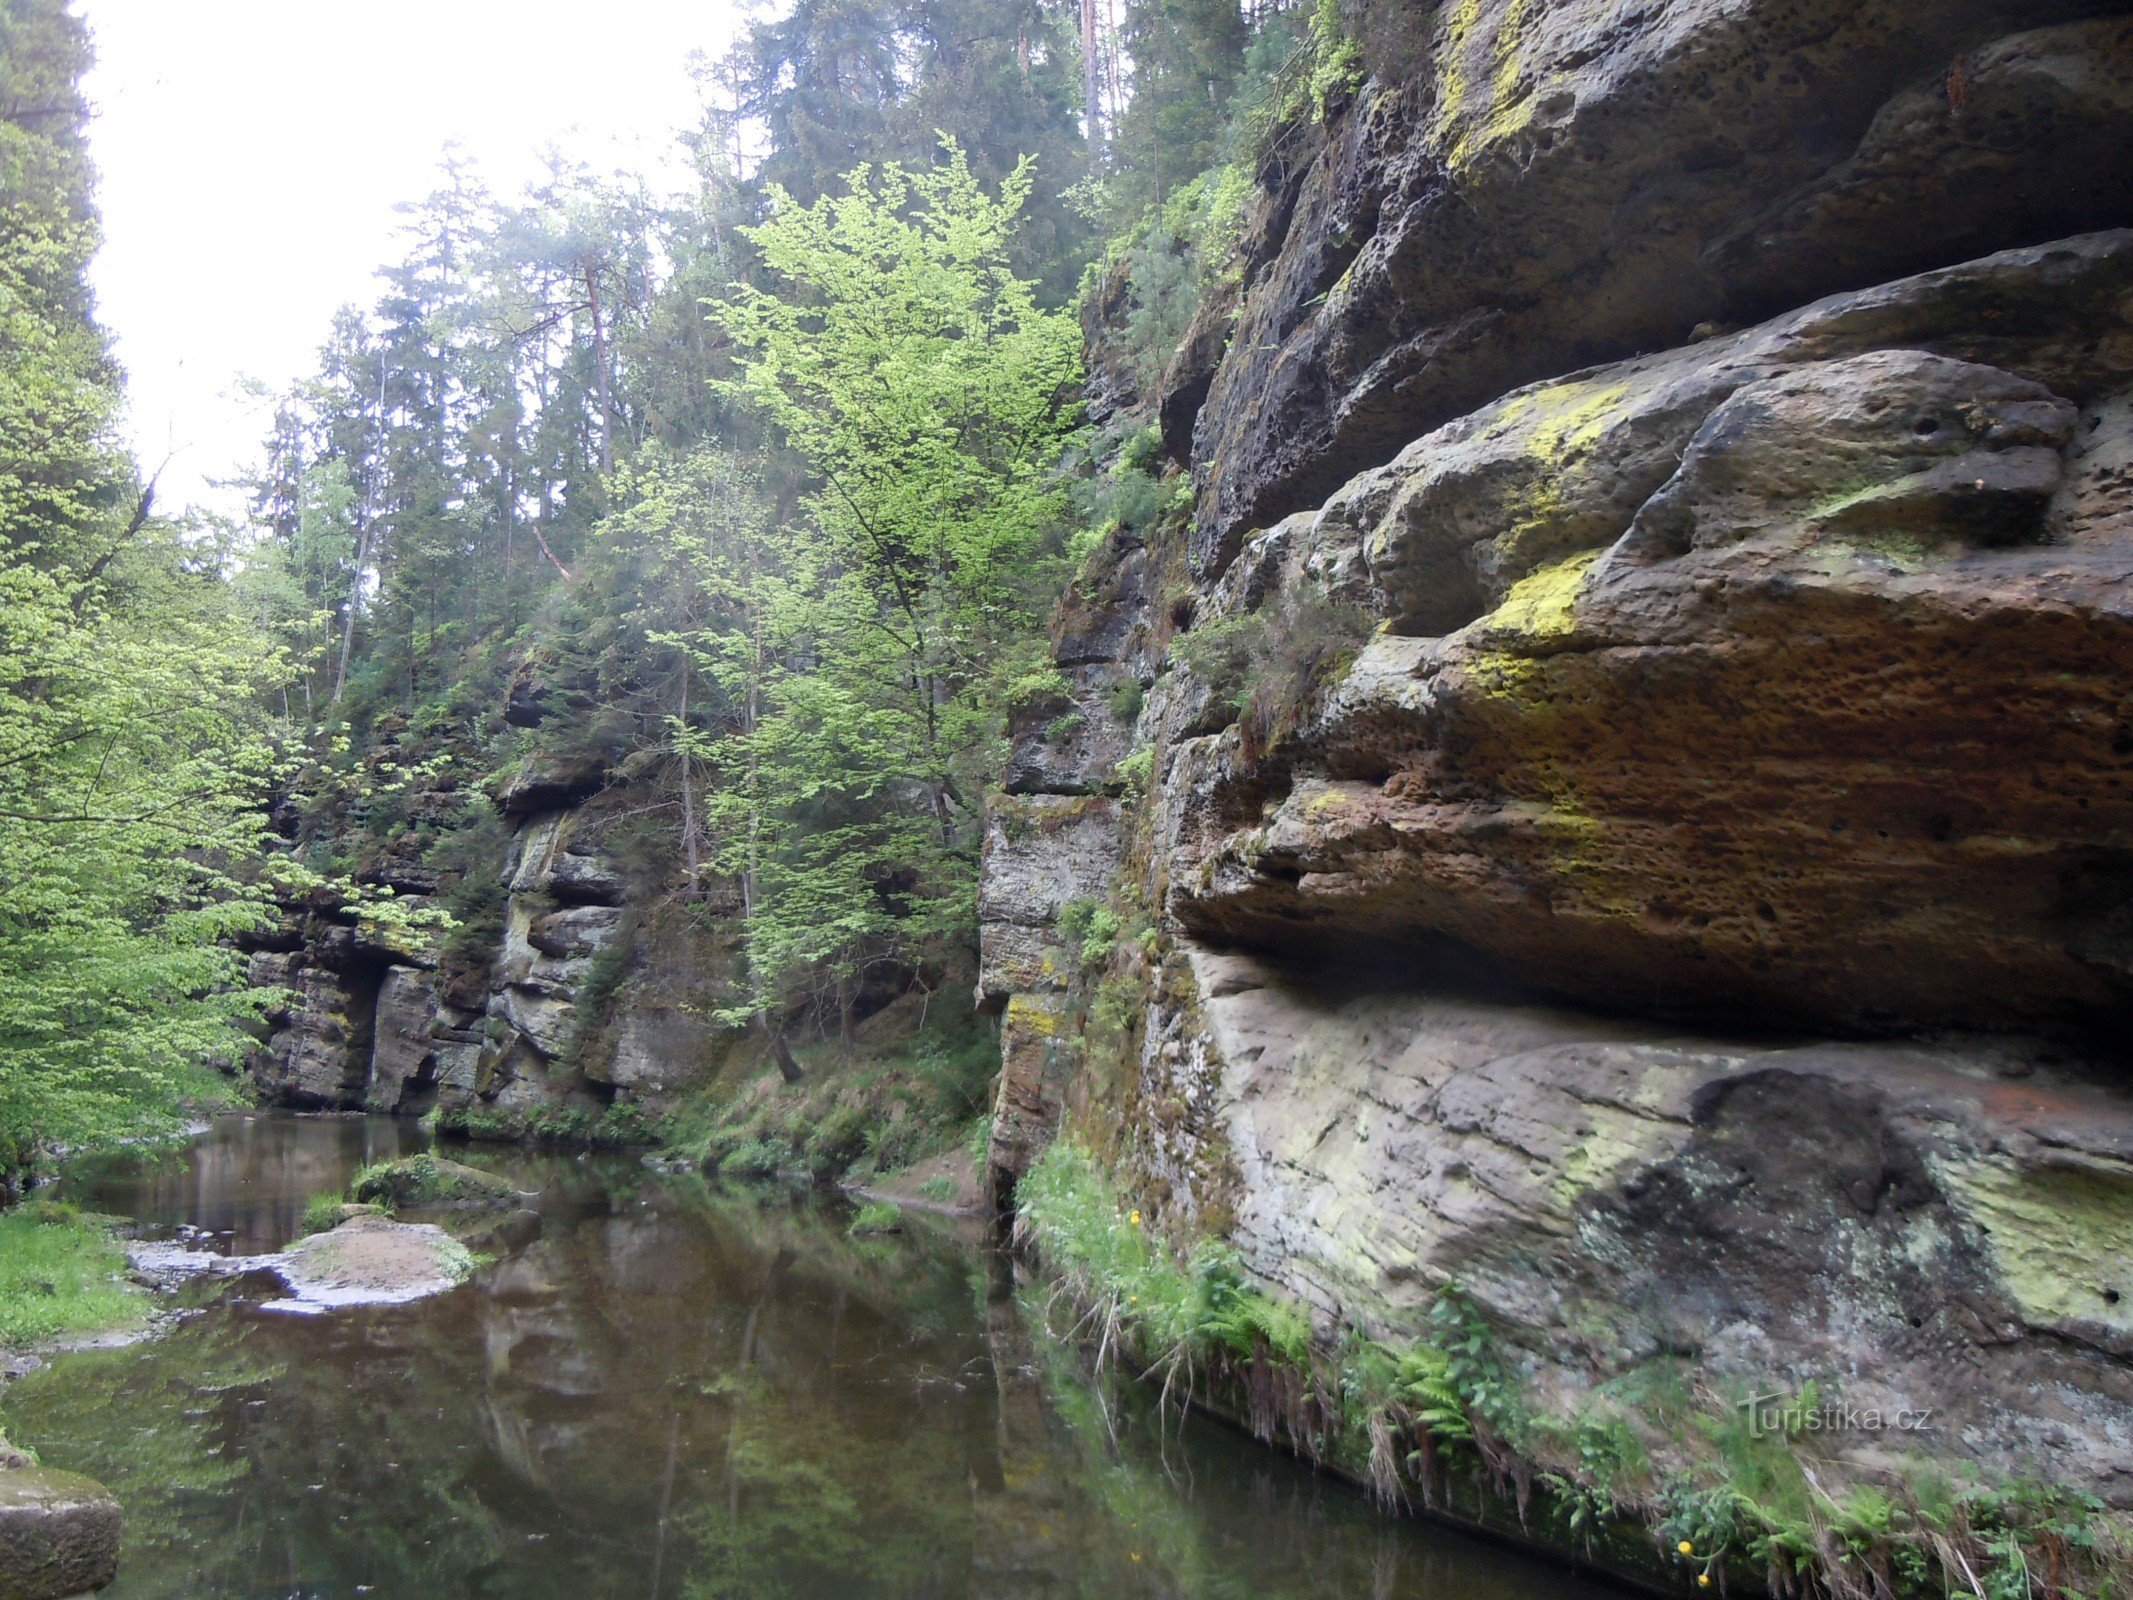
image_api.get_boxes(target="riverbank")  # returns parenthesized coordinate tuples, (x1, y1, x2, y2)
(1013, 1139, 2133, 1600)
(0, 1203, 146, 1354)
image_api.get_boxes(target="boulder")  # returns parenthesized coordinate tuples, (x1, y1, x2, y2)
(0, 1466, 120, 1600)
(525, 905, 621, 962)
(494, 752, 605, 817)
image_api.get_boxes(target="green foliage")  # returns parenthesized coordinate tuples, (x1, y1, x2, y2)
(349, 1153, 517, 1208)
(1116, 746, 1156, 801)
(1428, 1287, 1527, 1442)
(722, 1138, 789, 1181)
(1305, 0, 1364, 120)
(663, 145, 1084, 1027)
(1058, 898, 1124, 969)
(0, 1202, 143, 1347)
(424, 796, 512, 987)
(1175, 584, 1372, 753)
(434, 1102, 600, 1147)
(0, 3, 291, 1184)
(848, 1200, 903, 1235)
(1172, 611, 1269, 709)
(593, 1100, 665, 1148)
(299, 1190, 351, 1235)
(729, 0, 1091, 298)
(1106, 0, 1250, 223)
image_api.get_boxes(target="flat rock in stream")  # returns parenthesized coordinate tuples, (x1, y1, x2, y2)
(0, 1466, 120, 1600)
(261, 1216, 478, 1314)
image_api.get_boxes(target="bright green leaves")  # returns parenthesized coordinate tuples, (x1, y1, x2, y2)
(662, 141, 1084, 1020)
(0, 0, 292, 1181)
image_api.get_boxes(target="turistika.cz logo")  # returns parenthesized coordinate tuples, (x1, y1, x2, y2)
(1742, 1393, 1936, 1440)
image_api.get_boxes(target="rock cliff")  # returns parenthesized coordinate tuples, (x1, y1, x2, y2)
(240, 747, 729, 1137)
(984, 0, 2133, 1576)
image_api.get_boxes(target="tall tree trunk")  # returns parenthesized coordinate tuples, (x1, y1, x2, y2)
(1080, 0, 1103, 151)
(584, 261, 615, 476)
(331, 507, 371, 705)
(754, 1013, 806, 1083)
(678, 666, 702, 894)
(333, 376, 386, 705)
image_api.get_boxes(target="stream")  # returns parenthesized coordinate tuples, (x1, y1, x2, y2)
(2, 1114, 1621, 1599)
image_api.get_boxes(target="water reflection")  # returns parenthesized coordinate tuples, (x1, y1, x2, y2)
(5, 1116, 1617, 1600)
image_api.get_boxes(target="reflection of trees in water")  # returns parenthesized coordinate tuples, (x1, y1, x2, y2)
(67, 1114, 426, 1255)
(6, 1132, 1617, 1600)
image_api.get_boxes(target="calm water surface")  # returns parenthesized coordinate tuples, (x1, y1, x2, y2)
(4, 1114, 1620, 1600)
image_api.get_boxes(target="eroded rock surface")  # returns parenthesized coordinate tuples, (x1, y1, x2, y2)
(1185, 3, 2133, 572)
(0, 1466, 121, 1600)
(1128, 947, 2133, 1502)
(1167, 234, 2133, 1030)
(984, 0, 2133, 1564)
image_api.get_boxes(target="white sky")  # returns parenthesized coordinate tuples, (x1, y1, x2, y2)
(78, 0, 747, 517)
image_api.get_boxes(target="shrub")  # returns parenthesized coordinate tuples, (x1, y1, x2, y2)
(300, 1189, 351, 1235)
(849, 1201, 903, 1236)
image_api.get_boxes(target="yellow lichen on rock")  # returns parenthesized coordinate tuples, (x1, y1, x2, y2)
(1480, 548, 1602, 642)
(1936, 1154, 2133, 1341)
(1432, 0, 1542, 173)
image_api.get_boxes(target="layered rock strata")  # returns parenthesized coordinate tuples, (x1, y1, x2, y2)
(243, 754, 722, 1127)
(982, 0, 2133, 1546)
(1184, 6, 2133, 573)
(1169, 232, 2133, 1032)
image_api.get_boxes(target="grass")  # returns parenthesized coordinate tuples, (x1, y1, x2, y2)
(300, 1189, 351, 1235)
(848, 1201, 903, 1236)
(349, 1153, 518, 1208)
(0, 1201, 146, 1349)
(1016, 1140, 1323, 1453)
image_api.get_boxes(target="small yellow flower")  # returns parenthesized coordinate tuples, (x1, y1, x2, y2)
(1678, 1542, 1695, 1557)
(1698, 1576, 1712, 1589)
(1129, 1210, 1142, 1227)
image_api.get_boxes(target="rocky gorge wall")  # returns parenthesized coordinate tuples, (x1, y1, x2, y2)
(240, 746, 728, 1136)
(983, 0, 2133, 1578)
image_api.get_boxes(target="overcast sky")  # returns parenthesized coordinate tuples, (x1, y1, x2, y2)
(78, 1, 745, 517)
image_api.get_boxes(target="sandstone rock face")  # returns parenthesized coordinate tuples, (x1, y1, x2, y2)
(979, 796, 1128, 1196)
(978, 525, 1165, 1199)
(1167, 234, 2133, 1031)
(982, 0, 2133, 1566)
(246, 963, 378, 1110)
(0, 1465, 121, 1600)
(1129, 946, 2133, 1503)
(1185, 3, 2133, 572)
(366, 966, 440, 1113)
(241, 796, 722, 1130)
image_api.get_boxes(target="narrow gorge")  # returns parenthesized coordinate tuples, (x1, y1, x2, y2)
(6, 1, 2133, 1596)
